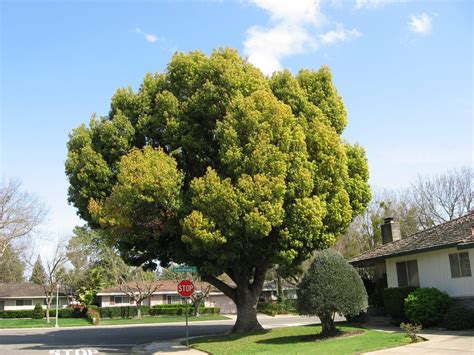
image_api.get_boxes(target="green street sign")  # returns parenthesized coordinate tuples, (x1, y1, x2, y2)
(172, 266, 197, 273)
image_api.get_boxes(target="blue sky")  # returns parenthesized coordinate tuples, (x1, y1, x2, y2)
(1, 0, 472, 255)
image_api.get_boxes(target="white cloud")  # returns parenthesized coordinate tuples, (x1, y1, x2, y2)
(408, 13, 433, 36)
(355, 0, 409, 9)
(135, 27, 159, 43)
(243, 0, 361, 75)
(319, 24, 361, 45)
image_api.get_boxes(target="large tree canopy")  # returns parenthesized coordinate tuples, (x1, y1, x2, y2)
(65, 48, 371, 332)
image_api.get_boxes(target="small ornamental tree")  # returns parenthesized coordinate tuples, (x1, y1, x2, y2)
(31, 303, 45, 319)
(65, 48, 371, 333)
(297, 250, 368, 337)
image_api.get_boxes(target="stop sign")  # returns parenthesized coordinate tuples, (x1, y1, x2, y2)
(177, 280, 195, 297)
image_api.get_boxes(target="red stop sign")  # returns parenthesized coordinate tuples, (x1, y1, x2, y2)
(177, 280, 195, 297)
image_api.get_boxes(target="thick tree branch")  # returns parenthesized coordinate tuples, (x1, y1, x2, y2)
(200, 274, 237, 302)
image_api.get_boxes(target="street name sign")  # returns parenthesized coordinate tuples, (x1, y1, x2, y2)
(172, 266, 197, 273)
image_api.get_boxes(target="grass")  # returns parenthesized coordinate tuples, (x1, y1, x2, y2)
(0, 314, 229, 329)
(0, 318, 90, 328)
(189, 324, 412, 354)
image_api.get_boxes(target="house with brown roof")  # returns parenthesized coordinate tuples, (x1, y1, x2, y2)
(349, 211, 474, 308)
(96, 280, 237, 313)
(0, 283, 69, 311)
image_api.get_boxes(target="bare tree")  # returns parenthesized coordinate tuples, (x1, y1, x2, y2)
(0, 179, 46, 259)
(410, 166, 473, 228)
(117, 269, 161, 319)
(190, 284, 211, 317)
(43, 240, 68, 323)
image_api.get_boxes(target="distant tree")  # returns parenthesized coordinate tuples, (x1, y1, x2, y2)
(0, 244, 25, 283)
(0, 179, 46, 259)
(410, 166, 472, 228)
(65, 49, 371, 332)
(297, 250, 368, 337)
(117, 269, 160, 319)
(30, 255, 46, 285)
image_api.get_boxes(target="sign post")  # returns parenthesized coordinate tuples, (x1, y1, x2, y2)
(177, 279, 195, 347)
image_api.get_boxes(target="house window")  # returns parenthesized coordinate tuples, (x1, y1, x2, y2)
(16, 299, 33, 306)
(449, 252, 472, 278)
(396, 260, 420, 287)
(113, 296, 131, 304)
(167, 295, 185, 305)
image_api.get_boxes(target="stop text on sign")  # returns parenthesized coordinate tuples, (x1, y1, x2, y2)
(177, 280, 195, 297)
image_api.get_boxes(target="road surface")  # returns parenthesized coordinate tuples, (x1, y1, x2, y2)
(0, 315, 331, 354)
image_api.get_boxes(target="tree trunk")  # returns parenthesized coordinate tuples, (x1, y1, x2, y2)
(45, 300, 50, 323)
(194, 298, 202, 317)
(233, 295, 263, 333)
(136, 301, 142, 319)
(319, 312, 337, 337)
(277, 275, 284, 302)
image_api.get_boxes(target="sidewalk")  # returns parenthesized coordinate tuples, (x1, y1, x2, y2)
(363, 326, 474, 354)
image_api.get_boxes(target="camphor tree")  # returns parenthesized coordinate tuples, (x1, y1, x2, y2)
(297, 249, 368, 337)
(65, 48, 371, 332)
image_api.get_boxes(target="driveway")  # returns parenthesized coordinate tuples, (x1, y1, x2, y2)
(364, 329, 474, 354)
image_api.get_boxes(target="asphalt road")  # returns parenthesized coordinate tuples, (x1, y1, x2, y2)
(0, 315, 328, 354)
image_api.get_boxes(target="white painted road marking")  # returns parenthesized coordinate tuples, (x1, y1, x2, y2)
(49, 349, 98, 355)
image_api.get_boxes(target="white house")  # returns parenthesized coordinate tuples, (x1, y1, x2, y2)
(0, 283, 69, 311)
(350, 212, 474, 309)
(96, 280, 237, 314)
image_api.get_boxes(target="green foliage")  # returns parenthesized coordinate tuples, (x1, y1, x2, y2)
(400, 322, 422, 343)
(65, 48, 371, 330)
(257, 301, 296, 316)
(0, 244, 25, 283)
(31, 304, 45, 319)
(30, 256, 46, 285)
(98, 305, 220, 318)
(297, 250, 367, 335)
(0, 308, 85, 319)
(383, 287, 417, 321)
(442, 305, 474, 330)
(404, 288, 450, 327)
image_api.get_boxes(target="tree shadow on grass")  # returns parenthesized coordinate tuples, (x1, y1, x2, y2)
(256, 329, 365, 345)
(189, 330, 271, 345)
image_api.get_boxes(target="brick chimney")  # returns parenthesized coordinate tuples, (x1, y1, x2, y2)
(381, 217, 401, 244)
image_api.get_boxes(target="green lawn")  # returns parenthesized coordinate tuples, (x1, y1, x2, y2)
(0, 318, 90, 328)
(189, 324, 411, 355)
(0, 314, 229, 329)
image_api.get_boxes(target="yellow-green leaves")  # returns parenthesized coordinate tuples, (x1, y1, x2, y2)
(89, 146, 183, 242)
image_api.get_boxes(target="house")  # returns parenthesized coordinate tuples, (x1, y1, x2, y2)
(0, 283, 69, 310)
(260, 280, 298, 302)
(96, 280, 237, 314)
(349, 211, 474, 309)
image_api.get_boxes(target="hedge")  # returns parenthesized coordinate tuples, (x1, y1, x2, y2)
(98, 306, 151, 318)
(443, 304, 474, 330)
(97, 305, 220, 318)
(404, 288, 450, 327)
(0, 308, 86, 319)
(383, 287, 417, 322)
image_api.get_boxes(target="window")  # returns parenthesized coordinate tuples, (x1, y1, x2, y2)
(113, 296, 131, 304)
(16, 299, 33, 306)
(167, 295, 185, 305)
(396, 260, 420, 287)
(449, 252, 472, 278)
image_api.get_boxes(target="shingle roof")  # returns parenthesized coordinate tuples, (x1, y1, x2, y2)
(97, 280, 219, 295)
(0, 283, 66, 298)
(349, 211, 474, 266)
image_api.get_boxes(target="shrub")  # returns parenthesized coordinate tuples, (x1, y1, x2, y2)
(404, 288, 450, 327)
(443, 304, 474, 330)
(344, 311, 367, 324)
(98, 305, 150, 318)
(86, 309, 100, 325)
(257, 301, 295, 316)
(32, 304, 45, 319)
(297, 250, 368, 337)
(0, 310, 34, 318)
(149, 305, 220, 316)
(383, 287, 417, 322)
(400, 322, 422, 343)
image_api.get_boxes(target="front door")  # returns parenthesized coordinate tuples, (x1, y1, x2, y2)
(0, 301, 4, 310)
